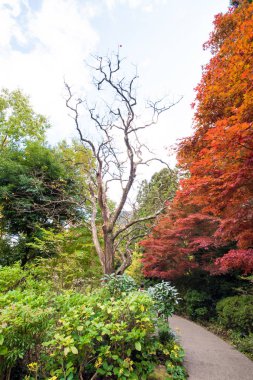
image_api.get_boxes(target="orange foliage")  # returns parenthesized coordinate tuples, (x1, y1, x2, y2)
(141, 1, 253, 279)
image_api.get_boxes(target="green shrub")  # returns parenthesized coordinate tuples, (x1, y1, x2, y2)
(174, 270, 250, 320)
(126, 250, 145, 285)
(183, 289, 211, 320)
(27, 251, 102, 292)
(166, 361, 187, 380)
(147, 281, 180, 319)
(0, 283, 54, 376)
(232, 333, 253, 358)
(102, 273, 138, 297)
(0, 266, 186, 379)
(157, 320, 176, 345)
(216, 295, 253, 335)
(0, 263, 25, 293)
(43, 291, 160, 379)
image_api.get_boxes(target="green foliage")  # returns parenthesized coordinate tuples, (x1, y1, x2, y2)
(0, 265, 54, 372)
(126, 249, 145, 285)
(230, 332, 253, 358)
(0, 265, 185, 379)
(0, 141, 91, 265)
(102, 273, 138, 297)
(174, 270, 248, 321)
(0, 143, 84, 233)
(216, 295, 253, 335)
(26, 226, 102, 291)
(137, 168, 178, 218)
(166, 360, 187, 380)
(0, 88, 48, 150)
(0, 90, 92, 265)
(174, 271, 252, 358)
(182, 289, 211, 321)
(148, 281, 180, 319)
(0, 263, 25, 292)
(148, 343, 186, 380)
(42, 291, 158, 379)
(157, 320, 176, 346)
(0, 290, 53, 369)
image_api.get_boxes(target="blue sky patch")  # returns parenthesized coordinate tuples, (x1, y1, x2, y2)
(10, 35, 38, 54)
(28, 0, 43, 12)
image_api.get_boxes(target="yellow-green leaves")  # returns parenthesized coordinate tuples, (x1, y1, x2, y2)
(71, 346, 78, 355)
(0, 88, 48, 150)
(0, 269, 185, 379)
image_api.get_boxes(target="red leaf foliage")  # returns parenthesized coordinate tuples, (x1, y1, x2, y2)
(141, 1, 253, 279)
(213, 249, 253, 275)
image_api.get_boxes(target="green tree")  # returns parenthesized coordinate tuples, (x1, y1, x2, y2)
(0, 89, 92, 266)
(136, 168, 178, 218)
(124, 168, 178, 280)
(0, 88, 48, 150)
(26, 226, 102, 290)
(0, 142, 89, 265)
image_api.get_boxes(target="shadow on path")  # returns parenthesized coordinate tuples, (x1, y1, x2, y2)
(169, 315, 253, 380)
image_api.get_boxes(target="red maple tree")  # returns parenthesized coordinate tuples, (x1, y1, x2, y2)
(141, 1, 253, 279)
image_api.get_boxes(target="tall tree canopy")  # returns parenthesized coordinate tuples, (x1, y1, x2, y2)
(0, 89, 91, 265)
(0, 89, 48, 150)
(142, 0, 253, 278)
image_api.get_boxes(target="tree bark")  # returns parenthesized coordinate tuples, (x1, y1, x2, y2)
(103, 231, 114, 274)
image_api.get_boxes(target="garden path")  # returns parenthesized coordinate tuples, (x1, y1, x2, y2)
(169, 315, 253, 380)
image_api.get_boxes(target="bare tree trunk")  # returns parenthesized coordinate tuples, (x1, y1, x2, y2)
(90, 196, 105, 271)
(65, 53, 181, 276)
(103, 232, 115, 274)
(6, 368, 11, 380)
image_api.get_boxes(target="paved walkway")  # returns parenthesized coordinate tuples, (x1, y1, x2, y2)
(169, 315, 253, 380)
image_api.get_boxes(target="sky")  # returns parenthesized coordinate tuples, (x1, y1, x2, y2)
(0, 0, 229, 180)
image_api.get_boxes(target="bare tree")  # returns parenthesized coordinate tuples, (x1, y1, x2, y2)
(65, 53, 181, 274)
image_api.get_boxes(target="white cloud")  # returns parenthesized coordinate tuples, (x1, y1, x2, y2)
(0, 0, 230, 201)
(105, 0, 117, 10)
(104, 0, 166, 12)
(0, 1, 22, 50)
(0, 0, 99, 142)
(142, 4, 153, 12)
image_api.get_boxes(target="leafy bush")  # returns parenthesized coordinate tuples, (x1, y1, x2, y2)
(147, 281, 180, 318)
(25, 226, 102, 292)
(166, 361, 187, 380)
(27, 251, 102, 293)
(174, 270, 249, 320)
(216, 295, 253, 335)
(165, 342, 186, 380)
(42, 291, 160, 379)
(0, 271, 54, 377)
(0, 263, 25, 292)
(126, 250, 145, 285)
(0, 266, 185, 379)
(182, 289, 211, 320)
(102, 273, 138, 297)
(231, 333, 253, 358)
(157, 320, 176, 345)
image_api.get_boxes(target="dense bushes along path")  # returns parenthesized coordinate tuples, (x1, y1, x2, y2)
(169, 316, 253, 380)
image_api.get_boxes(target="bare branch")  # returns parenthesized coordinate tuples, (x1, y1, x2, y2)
(65, 82, 97, 156)
(137, 157, 172, 169)
(113, 206, 164, 241)
(65, 52, 179, 274)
